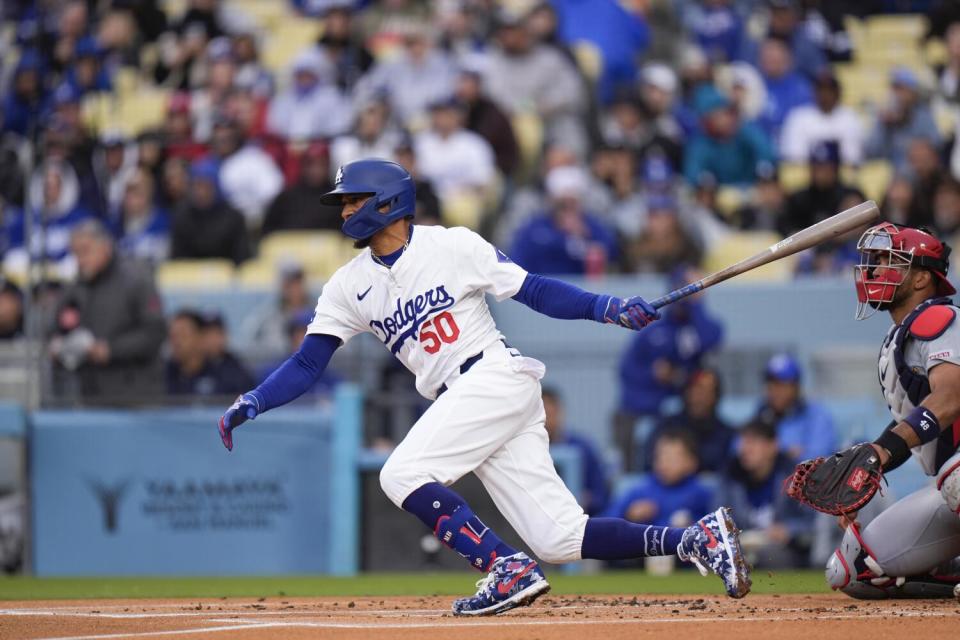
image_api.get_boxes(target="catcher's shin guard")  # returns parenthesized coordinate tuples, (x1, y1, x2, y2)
(826, 522, 887, 591)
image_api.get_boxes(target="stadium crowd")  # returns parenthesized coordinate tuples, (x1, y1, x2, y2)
(0, 0, 955, 569)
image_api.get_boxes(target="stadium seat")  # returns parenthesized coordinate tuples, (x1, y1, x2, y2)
(704, 232, 794, 281)
(259, 231, 343, 281)
(157, 259, 235, 290)
(233, 0, 288, 28)
(511, 112, 544, 182)
(116, 89, 170, 136)
(855, 160, 892, 204)
(925, 38, 948, 67)
(441, 191, 485, 230)
(235, 258, 278, 288)
(572, 40, 603, 85)
(715, 186, 746, 220)
(262, 22, 321, 72)
(778, 162, 809, 192)
(863, 14, 929, 45)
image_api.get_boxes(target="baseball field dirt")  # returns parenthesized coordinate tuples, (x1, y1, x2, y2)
(1, 594, 958, 639)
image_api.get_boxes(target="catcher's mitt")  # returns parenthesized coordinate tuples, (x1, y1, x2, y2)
(784, 443, 884, 516)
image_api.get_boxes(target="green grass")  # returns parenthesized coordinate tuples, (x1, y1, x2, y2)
(0, 571, 827, 601)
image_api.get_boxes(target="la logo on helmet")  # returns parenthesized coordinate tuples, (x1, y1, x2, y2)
(335, 166, 344, 185)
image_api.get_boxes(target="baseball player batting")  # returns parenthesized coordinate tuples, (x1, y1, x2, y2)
(787, 222, 960, 598)
(217, 159, 751, 615)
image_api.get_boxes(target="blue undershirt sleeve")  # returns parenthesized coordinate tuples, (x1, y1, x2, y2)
(511, 273, 611, 322)
(248, 333, 340, 411)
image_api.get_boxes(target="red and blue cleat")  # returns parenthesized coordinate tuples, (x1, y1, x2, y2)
(451, 552, 550, 616)
(677, 507, 752, 598)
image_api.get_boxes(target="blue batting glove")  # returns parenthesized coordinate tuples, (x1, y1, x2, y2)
(218, 392, 260, 451)
(602, 296, 660, 331)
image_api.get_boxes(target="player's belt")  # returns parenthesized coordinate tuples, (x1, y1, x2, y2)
(435, 351, 485, 398)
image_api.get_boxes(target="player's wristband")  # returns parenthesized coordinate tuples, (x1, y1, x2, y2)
(873, 429, 911, 471)
(903, 405, 941, 445)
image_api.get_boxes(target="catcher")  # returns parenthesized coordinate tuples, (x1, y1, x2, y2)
(787, 222, 960, 599)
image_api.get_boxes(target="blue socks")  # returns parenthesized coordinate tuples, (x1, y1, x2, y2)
(580, 518, 686, 560)
(402, 482, 517, 572)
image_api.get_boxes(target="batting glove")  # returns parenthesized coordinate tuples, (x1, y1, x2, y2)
(602, 296, 660, 331)
(218, 392, 260, 451)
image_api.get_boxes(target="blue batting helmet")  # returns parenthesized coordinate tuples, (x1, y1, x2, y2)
(320, 159, 416, 240)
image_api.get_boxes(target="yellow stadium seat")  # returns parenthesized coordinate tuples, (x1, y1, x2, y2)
(715, 186, 746, 221)
(262, 23, 321, 72)
(160, 0, 187, 20)
(511, 112, 544, 183)
(925, 38, 948, 67)
(779, 162, 809, 193)
(441, 192, 485, 230)
(116, 89, 170, 136)
(704, 232, 795, 282)
(259, 230, 343, 281)
(157, 260, 235, 289)
(235, 258, 278, 288)
(572, 40, 604, 85)
(864, 14, 929, 44)
(844, 16, 867, 53)
(233, 0, 288, 29)
(855, 161, 893, 204)
(81, 93, 114, 133)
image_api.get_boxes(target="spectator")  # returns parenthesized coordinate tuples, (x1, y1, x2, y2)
(243, 262, 313, 357)
(879, 173, 915, 226)
(63, 36, 113, 97)
(166, 309, 238, 396)
(262, 142, 341, 234)
(49, 220, 166, 403)
(190, 36, 239, 142)
(484, 11, 589, 158)
(756, 37, 812, 143)
(718, 418, 815, 568)
(153, 0, 229, 89)
(256, 308, 341, 397)
(906, 137, 947, 229)
(865, 67, 941, 171)
(639, 63, 685, 147)
(934, 177, 960, 239)
(94, 130, 138, 217)
(605, 430, 713, 528)
(780, 140, 863, 236)
(394, 139, 443, 225)
(747, 0, 827, 80)
(232, 30, 275, 98)
(683, 0, 744, 64)
(780, 70, 864, 165)
(454, 67, 519, 179)
(46, 1, 91, 75)
(0, 281, 24, 340)
(550, 0, 650, 103)
(683, 85, 776, 186)
(330, 98, 403, 171)
(614, 267, 723, 470)
(2, 49, 47, 137)
(201, 311, 254, 393)
(163, 93, 207, 162)
(353, 26, 456, 127)
(314, 4, 374, 92)
(541, 387, 610, 517)
(510, 165, 618, 275)
(114, 167, 170, 265)
(626, 198, 703, 273)
(170, 158, 250, 264)
(599, 89, 683, 172)
(645, 368, 735, 473)
(266, 48, 353, 141)
(756, 353, 836, 461)
(159, 157, 191, 209)
(210, 116, 283, 226)
(5, 160, 94, 274)
(135, 130, 167, 190)
(413, 97, 497, 205)
(733, 162, 786, 230)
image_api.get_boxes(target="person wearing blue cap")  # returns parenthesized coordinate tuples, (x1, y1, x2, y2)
(169, 158, 250, 264)
(683, 85, 776, 186)
(755, 353, 836, 462)
(64, 36, 113, 96)
(1, 49, 48, 137)
(865, 66, 941, 171)
(780, 139, 863, 236)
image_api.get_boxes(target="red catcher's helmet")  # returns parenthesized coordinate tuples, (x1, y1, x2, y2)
(854, 222, 956, 320)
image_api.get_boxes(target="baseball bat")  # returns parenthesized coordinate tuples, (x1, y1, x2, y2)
(650, 200, 880, 309)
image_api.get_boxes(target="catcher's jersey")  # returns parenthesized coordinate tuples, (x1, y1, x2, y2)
(307, 225, 528, 399)
(878, 302, 960, 475)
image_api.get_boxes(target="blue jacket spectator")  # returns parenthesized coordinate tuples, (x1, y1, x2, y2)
(63, 37, 113, 97)
(865, 67, 942, 171)
(718, 418, 816, 568)
(551, 0, 650, 103)
(756, 38, 813, 142)
(756, 353, 836, 461)
(645, 368, 735, 473)
(682, 0, 744, 64)
(683, 86, 776, 186)
(605, 429, 713, 528)
(741, 0, 827, 80)
(114, 168, 169, 265)
(543, 387, 610, 516)
(2, 49, 47, 137)
(166, 310, 251, 396)
(510, 166, 619, 275)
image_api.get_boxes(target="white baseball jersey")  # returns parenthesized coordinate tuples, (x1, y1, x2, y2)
(306, 225, 529, 399)
(878, 302, 960, 475)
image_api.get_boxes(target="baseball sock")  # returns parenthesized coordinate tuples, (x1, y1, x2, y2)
(402, 482, 518, 572)
(580, 517, 685, 559)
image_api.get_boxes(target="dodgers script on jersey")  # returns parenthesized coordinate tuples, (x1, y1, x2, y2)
(878, 303, 960, 475)
(306, 225, 528, 399)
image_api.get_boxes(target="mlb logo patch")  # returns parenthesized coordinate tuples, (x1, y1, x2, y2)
(847, 468, 869, 492)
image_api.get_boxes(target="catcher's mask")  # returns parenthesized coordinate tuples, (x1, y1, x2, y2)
(854, 222, 955, 320)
